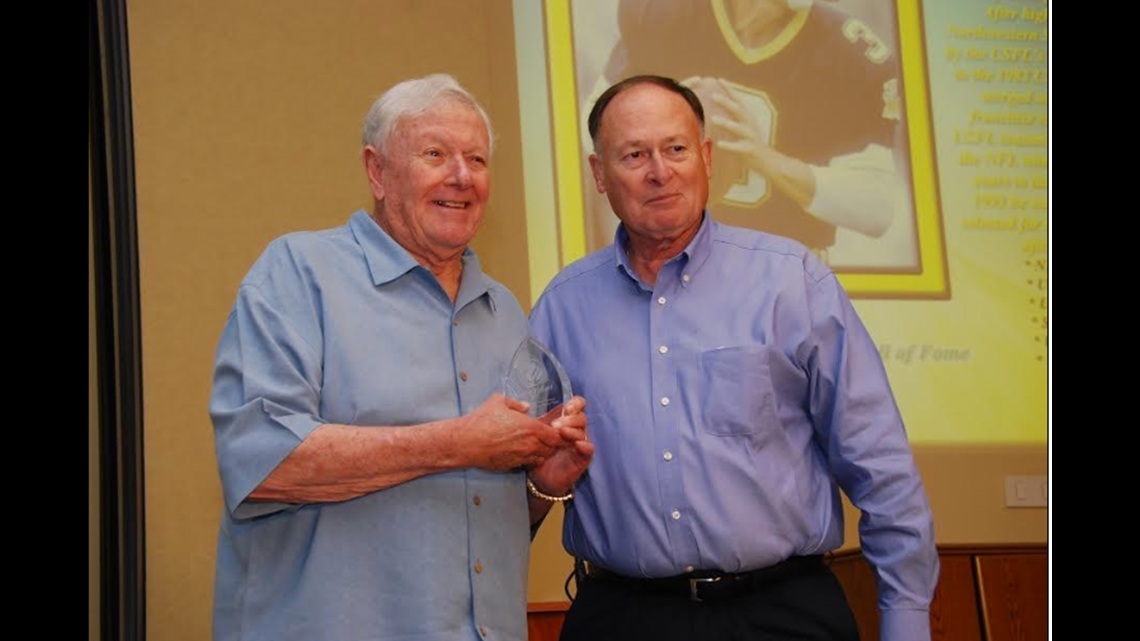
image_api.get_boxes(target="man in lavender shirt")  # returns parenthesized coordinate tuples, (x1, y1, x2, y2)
(530, 75, 937, 641)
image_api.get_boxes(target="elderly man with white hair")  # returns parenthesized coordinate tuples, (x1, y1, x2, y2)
(209, 74, 592, 641)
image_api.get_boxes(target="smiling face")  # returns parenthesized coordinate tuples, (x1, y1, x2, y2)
(589, 82, 713, 247)
(364, 100, 491, 264)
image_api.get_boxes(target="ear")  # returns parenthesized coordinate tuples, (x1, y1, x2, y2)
(588, 153, 606, 194)
(363, 145, 386, 202)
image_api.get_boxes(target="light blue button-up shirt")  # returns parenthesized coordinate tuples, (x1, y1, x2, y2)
(530, 215, 938, 641)
(210, 210, 531, 641)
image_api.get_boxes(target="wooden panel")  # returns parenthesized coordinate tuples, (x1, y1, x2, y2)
(976, 554, 1048, 641)
(527, 602, 568, 641)
(529, 546, 1046, 641)
(929, 555, 983, 641)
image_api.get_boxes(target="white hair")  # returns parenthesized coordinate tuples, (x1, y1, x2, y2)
(361, 73, 494, 156)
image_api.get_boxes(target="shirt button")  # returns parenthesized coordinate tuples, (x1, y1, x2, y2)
(453, 319, 460, 326)
(663, 451, 673, 462)
(685, 565, 695, 573)
(479, 626, 488, 638)
(671, 510, 681, 520)
(460, 371, 469, 382)
(473, 494, 482, 506)
(682, 274, 691, 283)
(475, 562, 484, 573)
(657, 296, 667, 305)
(660, 397, 670, 406)
(658, 345, 669, 354)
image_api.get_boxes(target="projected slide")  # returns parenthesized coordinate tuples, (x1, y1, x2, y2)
(513, 0, 1048, 442)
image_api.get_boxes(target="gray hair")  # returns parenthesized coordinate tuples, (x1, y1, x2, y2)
(361, 74, 494, 156)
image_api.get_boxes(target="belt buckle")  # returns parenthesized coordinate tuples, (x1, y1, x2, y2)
(688, 576, 722, 602)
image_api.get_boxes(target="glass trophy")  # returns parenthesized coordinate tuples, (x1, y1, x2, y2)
(503, 336, 572, 423)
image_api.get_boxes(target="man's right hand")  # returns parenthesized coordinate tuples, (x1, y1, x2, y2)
(462, 394, 564, 471)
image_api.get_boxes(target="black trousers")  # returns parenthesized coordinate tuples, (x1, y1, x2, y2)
(559, 558, 860, 641)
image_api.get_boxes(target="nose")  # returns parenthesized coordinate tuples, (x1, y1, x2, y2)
(645, 153, 672, 186)
(446, 154, 473, 189)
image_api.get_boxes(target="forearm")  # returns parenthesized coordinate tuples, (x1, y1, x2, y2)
(250, 417, 471, 503)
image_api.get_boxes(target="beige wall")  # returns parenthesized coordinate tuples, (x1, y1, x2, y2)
(129, 2, 527, 638)
(124, 1, 1047, 637)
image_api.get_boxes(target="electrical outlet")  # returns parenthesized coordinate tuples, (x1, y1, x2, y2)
(1004, 475, 1047, 508)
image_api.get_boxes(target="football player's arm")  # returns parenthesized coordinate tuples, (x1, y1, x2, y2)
(706, 78, 897, 238)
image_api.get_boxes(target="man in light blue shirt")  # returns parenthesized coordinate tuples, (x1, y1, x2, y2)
(210, 74, 593, 641)
(530, 75, 936, 641)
